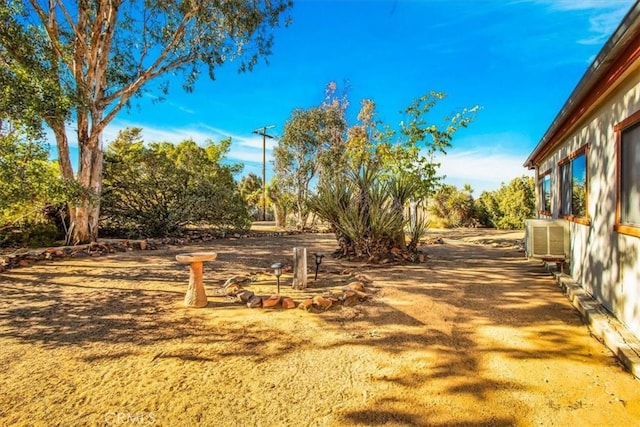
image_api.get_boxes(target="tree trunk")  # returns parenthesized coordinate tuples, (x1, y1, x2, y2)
(274, 202, 287, 228)
(72, 136, 103, 243)
(53, 122, 104, 244)
(409, 199, 419, 230)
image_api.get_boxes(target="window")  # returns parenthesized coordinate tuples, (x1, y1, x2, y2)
(615, 116, 640, 237)
(538, 171, 551, 214)
(559, 147, 588, 223)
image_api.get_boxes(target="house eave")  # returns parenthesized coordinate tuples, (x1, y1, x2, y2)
(524, 1, 640, 170)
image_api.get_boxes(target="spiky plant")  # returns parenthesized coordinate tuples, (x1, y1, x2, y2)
(406, 210, 430, 253)
(309, 163, 406, 260)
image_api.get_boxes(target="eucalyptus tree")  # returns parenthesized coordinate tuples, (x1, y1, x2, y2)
(0, 0, 292, 243)
(274, 96, 347, 230)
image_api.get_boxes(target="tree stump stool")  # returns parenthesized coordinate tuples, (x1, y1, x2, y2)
(175, 252, 217, 308)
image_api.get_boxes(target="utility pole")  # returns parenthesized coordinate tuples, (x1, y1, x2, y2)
(253, 125, 275, 221)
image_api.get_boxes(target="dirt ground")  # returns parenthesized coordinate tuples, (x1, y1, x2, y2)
(1, 228, 639, 426)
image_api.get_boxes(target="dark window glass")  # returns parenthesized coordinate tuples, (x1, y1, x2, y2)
(559, 150, 587, 218)
(621, 123, 640, 226)
(571, 153, 587, 218)
(560, 163, 572, 215)
(539, 174, 551, 213)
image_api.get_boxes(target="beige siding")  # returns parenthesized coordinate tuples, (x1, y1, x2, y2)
(536, 68, 640, 339)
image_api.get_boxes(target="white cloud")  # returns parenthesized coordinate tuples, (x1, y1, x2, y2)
(46, 119, 278, 169)
(525, 0, 634, 47)
(539, 0, 632, 12)
(434, 149, 533, 193)
(578, 9, 632, 45)
(104, 120, 276, 164)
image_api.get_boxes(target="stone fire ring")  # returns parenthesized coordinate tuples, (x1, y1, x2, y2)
(176, 252, 217, 308)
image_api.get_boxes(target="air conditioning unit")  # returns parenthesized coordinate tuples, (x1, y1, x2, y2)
(524, 219, 570, 260)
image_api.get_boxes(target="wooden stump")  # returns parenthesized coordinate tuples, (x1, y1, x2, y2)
(292, 247, 308, 290)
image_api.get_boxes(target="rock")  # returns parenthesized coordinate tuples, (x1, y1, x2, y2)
(246, 296, 263, 309)
(354, 274, 373, 284)
(224, 283, 242, 296)
(342, 290, 360, 307)
(224, 275, 252, 288)
(236, 290, 255, 303)
(281, 297, 296, 309)
(298, 298, 313, 311)
(344, 281, 365, 292)
(263, 295, 281, 308)
(312, 295, 332, 310)
(323, 293, 340, 303)
(139, 241, 148, 250)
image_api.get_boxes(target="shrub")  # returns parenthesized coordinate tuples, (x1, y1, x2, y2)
(101, 129, 251, 238)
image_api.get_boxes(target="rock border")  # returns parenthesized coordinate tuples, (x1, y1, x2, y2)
(0, 230, 306, 273)
(213, 275, 372, 312)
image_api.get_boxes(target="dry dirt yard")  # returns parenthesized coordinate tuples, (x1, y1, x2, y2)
(1, 228, 639, 426)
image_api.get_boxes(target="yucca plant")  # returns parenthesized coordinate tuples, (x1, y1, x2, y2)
(406, 210, 430, 253)
(309, 163, 406, 260)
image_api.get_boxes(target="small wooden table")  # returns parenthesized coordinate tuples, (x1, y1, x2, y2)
(175, 252, 217, 308)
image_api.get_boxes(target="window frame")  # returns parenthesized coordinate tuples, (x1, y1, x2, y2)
(538, 169, 552, 215)
(614, 110, 640, 238)
(558, 145, 590, 225)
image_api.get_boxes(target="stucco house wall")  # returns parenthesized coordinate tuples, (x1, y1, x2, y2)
(526, 4, 640, 340)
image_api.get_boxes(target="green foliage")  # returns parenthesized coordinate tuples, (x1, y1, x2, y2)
(377, 93, 481, 200)
(493, 176, 536, 229)
(238, 173, 265, 219)
(406, 210, 431, 253)
(308, 164, 405, 258)
(274, 84, 348, 229)
(0, 222, 60, 248)
(0, 124, 69, 247)
(572, 182, 587, 218)
(101, 129, 251, 238)
(437, 176, 536, 230)
(0, 0, 292, 243)
(428, 184, 476, 228)
(297, 83, 479, 259)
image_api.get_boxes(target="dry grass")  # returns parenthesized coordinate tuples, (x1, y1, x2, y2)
(1, 230, 639, 426)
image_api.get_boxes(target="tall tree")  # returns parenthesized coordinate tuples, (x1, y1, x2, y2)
(274, 100, 346, 229)
(238, 173, 264, 219)
(0, 0, 292, 243)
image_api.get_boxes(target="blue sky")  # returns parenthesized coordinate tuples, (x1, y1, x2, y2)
(94, 0, 636, 194)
